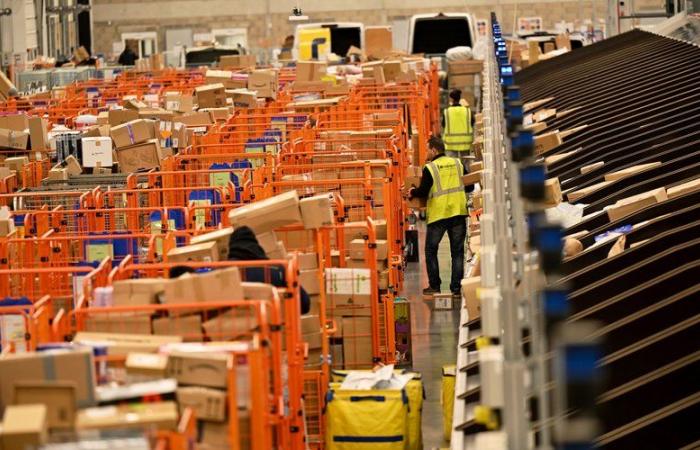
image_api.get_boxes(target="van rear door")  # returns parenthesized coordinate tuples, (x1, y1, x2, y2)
(410, 14, 474, 55)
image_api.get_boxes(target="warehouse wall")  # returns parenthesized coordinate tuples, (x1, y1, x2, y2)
(91, 0, 614, 58)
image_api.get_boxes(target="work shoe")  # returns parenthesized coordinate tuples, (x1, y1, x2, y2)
(423, 287, 440, 297)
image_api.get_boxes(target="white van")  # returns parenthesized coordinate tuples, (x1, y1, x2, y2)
(293, 22, 364, 59)
(408, 13, 478, 55)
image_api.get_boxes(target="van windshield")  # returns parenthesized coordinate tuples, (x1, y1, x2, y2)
(412, 17, 472, 54)
(326, 26, 361, 57)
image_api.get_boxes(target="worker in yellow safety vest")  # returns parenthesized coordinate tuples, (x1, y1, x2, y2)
(407, 136, 469, 298)
(442, 89, 474, 165)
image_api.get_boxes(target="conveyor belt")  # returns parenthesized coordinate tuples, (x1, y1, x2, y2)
(515, 29, 700, 449)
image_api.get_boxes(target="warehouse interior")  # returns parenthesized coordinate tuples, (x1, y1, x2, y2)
(0, 0, 699, 449)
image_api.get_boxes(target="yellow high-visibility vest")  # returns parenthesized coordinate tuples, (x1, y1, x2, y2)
(443, 105, 473, 152)
(425, 157, 467, 224)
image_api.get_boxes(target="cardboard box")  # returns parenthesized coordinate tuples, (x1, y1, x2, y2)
(125, 352, 170, 377)
(524, 121, 547, 134)
(205, 69, 237, 89)
(47, 166, 68, 181)
(255, 231, 279, 255)
(179, 111, 214, 127)
(73, 332, 181, 356)
(202, 411, 251, 448)
(164, 92, 194, 113)
(296, 61, 327, 83)
(112, 278, 167, 306)
(607, 235, 626, 258)
(544, 178, 562, 207)
(567, 181, 613, 203)
(382, 60, 406, 82)
(190, 227, 234, 261)
(604, 162, 662, 182)
(242, 282, 276, 301)
(84, 313, 152, 335)
(228, 89, 258, 108)
(342, 316, 373, 368)
(301, 314, 321, 335)
(532, 108, 557, 123)
(325, 268, 372, 309)
(108, 109, 139, 126)
(0, 114, 29, 131)
(0, 128, 29, 149)
(449, 74, 475, 88)
(76, 401, 178, 430)
(204, 107, 233, 122)
(606, 187, 668, 222)
(164, 267, 244, 304)
(1, 404, 48, 449)
(176, 386, 227, 421)
(534, 131, 562, 155)
(667, 178, 700, 199)
(304, 332, 322, 350)
(167, 241, 219, 263)
(81, 136, 113, 168)
(268, 240, 287, 259)
(195, 84, 227, 109)
(153, 314, 203, 341)
(299, 269, 320, 295)
(361, 61, 386, 83)
(248, 70, 279, 99)
(461, 276, 481, 320)
(299, 193, 334, 229)
(462, 170, 483, 186)
(448, 60, 484, 75)
(13, 382, 76, 430)
(365, 26, 393, 58)
(110, 119, 155, 149)
(0, 349, 96, 410)
(228, 191, 302, 234)
(28, 117, 48, 151)
(202, 309, 257, 341)
(219, 54, 256, 69)
(167, 352, 230, 388)
(294, 252, 318, 270)
(580, 161, 605, 174)
(349, 239, 388, 260)
(115, 139, 162, 173)
(62, 155, 82, 176)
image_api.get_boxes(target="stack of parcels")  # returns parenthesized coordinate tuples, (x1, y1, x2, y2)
(324, 268, 374, 368)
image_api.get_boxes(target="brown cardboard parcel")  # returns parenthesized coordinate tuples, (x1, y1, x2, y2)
(0, 348, 96, 410)
(163, 267, 244, 304)
(299, 193, 334, 229)
(125, 352, 170, 378)
(167, 352, 231, 388)
(342, 316, 373, 367)
(112, 278, 167, 306)
(76, 401, 178, 430)
(248, 70, 279, 99)
(110, 119, 155, 148)
(299, 269, 320, 295)
(534, 131, 562, 155)
(167, 241, 219, 263)
(227, 190, 302, 234)
(349, 238, 388, 260)
(13, 382, 76, 429)
(606, 187, 668, 222)
(153, 314, 203, 341)
(0, 128, 29, 150)
(195, 83, 227, 109)
(177, 386, 227, 421)
(190, 227, 234, 261)
(115, 139, 162, 173)
(1, 404, 48, 449)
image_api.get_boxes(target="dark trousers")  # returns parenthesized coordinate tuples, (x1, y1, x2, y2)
(425, 215, 467, 294)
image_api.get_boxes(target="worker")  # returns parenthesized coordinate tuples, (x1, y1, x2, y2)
(407, 136, 468, 298)
(442, 89, 474, 165)
(118, 41, 139, 66)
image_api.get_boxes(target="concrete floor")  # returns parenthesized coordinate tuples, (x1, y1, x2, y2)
(402, 224, 462, 449)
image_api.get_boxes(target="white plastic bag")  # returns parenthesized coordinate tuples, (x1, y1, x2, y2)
(446, 46, 474, 61)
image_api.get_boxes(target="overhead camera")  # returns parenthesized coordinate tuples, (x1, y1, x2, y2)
(289, 6, 309, 22)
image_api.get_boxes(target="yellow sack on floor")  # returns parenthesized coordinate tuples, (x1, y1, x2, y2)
(325, 387, 410, 450)
(441, 365, 456, 442)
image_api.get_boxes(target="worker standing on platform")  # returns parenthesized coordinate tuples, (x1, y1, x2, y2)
(408, 136, 468, 298)
(442, 89, 474, 166)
